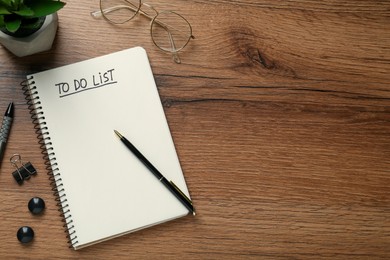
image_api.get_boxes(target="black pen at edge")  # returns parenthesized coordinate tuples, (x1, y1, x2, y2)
(0, 102, 14, 167)
(114, 130, 196, 216)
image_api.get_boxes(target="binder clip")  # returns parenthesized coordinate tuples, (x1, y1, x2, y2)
(10, 154, 37, 185)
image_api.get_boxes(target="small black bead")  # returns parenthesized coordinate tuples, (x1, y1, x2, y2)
(28, 197, 45, 215)
(17, 226, 34, 243)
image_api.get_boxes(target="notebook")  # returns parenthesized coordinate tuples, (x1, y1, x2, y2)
(22, 47, 191, 250)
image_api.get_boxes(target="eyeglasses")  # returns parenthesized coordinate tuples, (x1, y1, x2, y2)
(91, 0, 194, 64)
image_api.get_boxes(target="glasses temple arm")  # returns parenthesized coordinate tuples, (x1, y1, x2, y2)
(91, 5, 135, 18)
(167, 31, 181, 64)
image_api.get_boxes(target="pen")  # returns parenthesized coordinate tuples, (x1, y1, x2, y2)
(0, 102, 14, 167)
(114, 130, 195, 216)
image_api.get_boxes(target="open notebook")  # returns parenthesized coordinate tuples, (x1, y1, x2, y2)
(23, 47, 191, 250)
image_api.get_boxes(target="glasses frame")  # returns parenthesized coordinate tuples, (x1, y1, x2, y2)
(91, 0, 195, 64)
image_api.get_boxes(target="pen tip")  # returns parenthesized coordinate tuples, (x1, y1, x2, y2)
(114, 130, 122, 139)
(5, 102, 14, 117)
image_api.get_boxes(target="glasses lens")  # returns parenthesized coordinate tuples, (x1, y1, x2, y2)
(100, 0, 141, 24)
(151, 11, 192, 53)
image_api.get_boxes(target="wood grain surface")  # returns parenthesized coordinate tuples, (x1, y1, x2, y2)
(0, 0, 389, 259)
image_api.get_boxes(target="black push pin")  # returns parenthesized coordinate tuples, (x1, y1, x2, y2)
(10, 154, 37, 185)
(28, 197, 45, 215)
(17, 226, 34, 244)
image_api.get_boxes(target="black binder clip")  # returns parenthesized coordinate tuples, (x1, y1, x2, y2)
(10, 154, 37, 185)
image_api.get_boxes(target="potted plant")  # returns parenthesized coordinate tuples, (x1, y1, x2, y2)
(0, 0, 66, 57)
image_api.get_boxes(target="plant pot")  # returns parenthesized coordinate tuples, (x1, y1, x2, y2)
(0, 13, 59, 57)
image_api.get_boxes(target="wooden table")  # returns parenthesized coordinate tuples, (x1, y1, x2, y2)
(0, 1, 389, 259)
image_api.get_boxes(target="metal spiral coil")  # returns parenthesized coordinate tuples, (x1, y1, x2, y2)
(21, 78, 79, 249)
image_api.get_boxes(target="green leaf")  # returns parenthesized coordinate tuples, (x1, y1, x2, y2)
(5, 16, 21, 32)
(0, 15, 5, 27)
(10, 0, 21, 9)
(12, 4, 34, 16)
(1, 0, 12, 8)
(0, 5, 12, 15)
(27, 0, 65, 18)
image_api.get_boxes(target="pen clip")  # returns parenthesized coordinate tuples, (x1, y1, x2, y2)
(169, 181, 192, 205)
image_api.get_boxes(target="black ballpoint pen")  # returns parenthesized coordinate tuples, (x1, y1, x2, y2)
(114, 130, 195, 216)
(0, 102, 14, 167)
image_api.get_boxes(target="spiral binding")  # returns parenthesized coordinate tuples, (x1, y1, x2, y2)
(21, 77, 79, 248)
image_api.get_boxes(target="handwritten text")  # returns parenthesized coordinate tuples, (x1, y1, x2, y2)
(56, 68, 117, 98)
